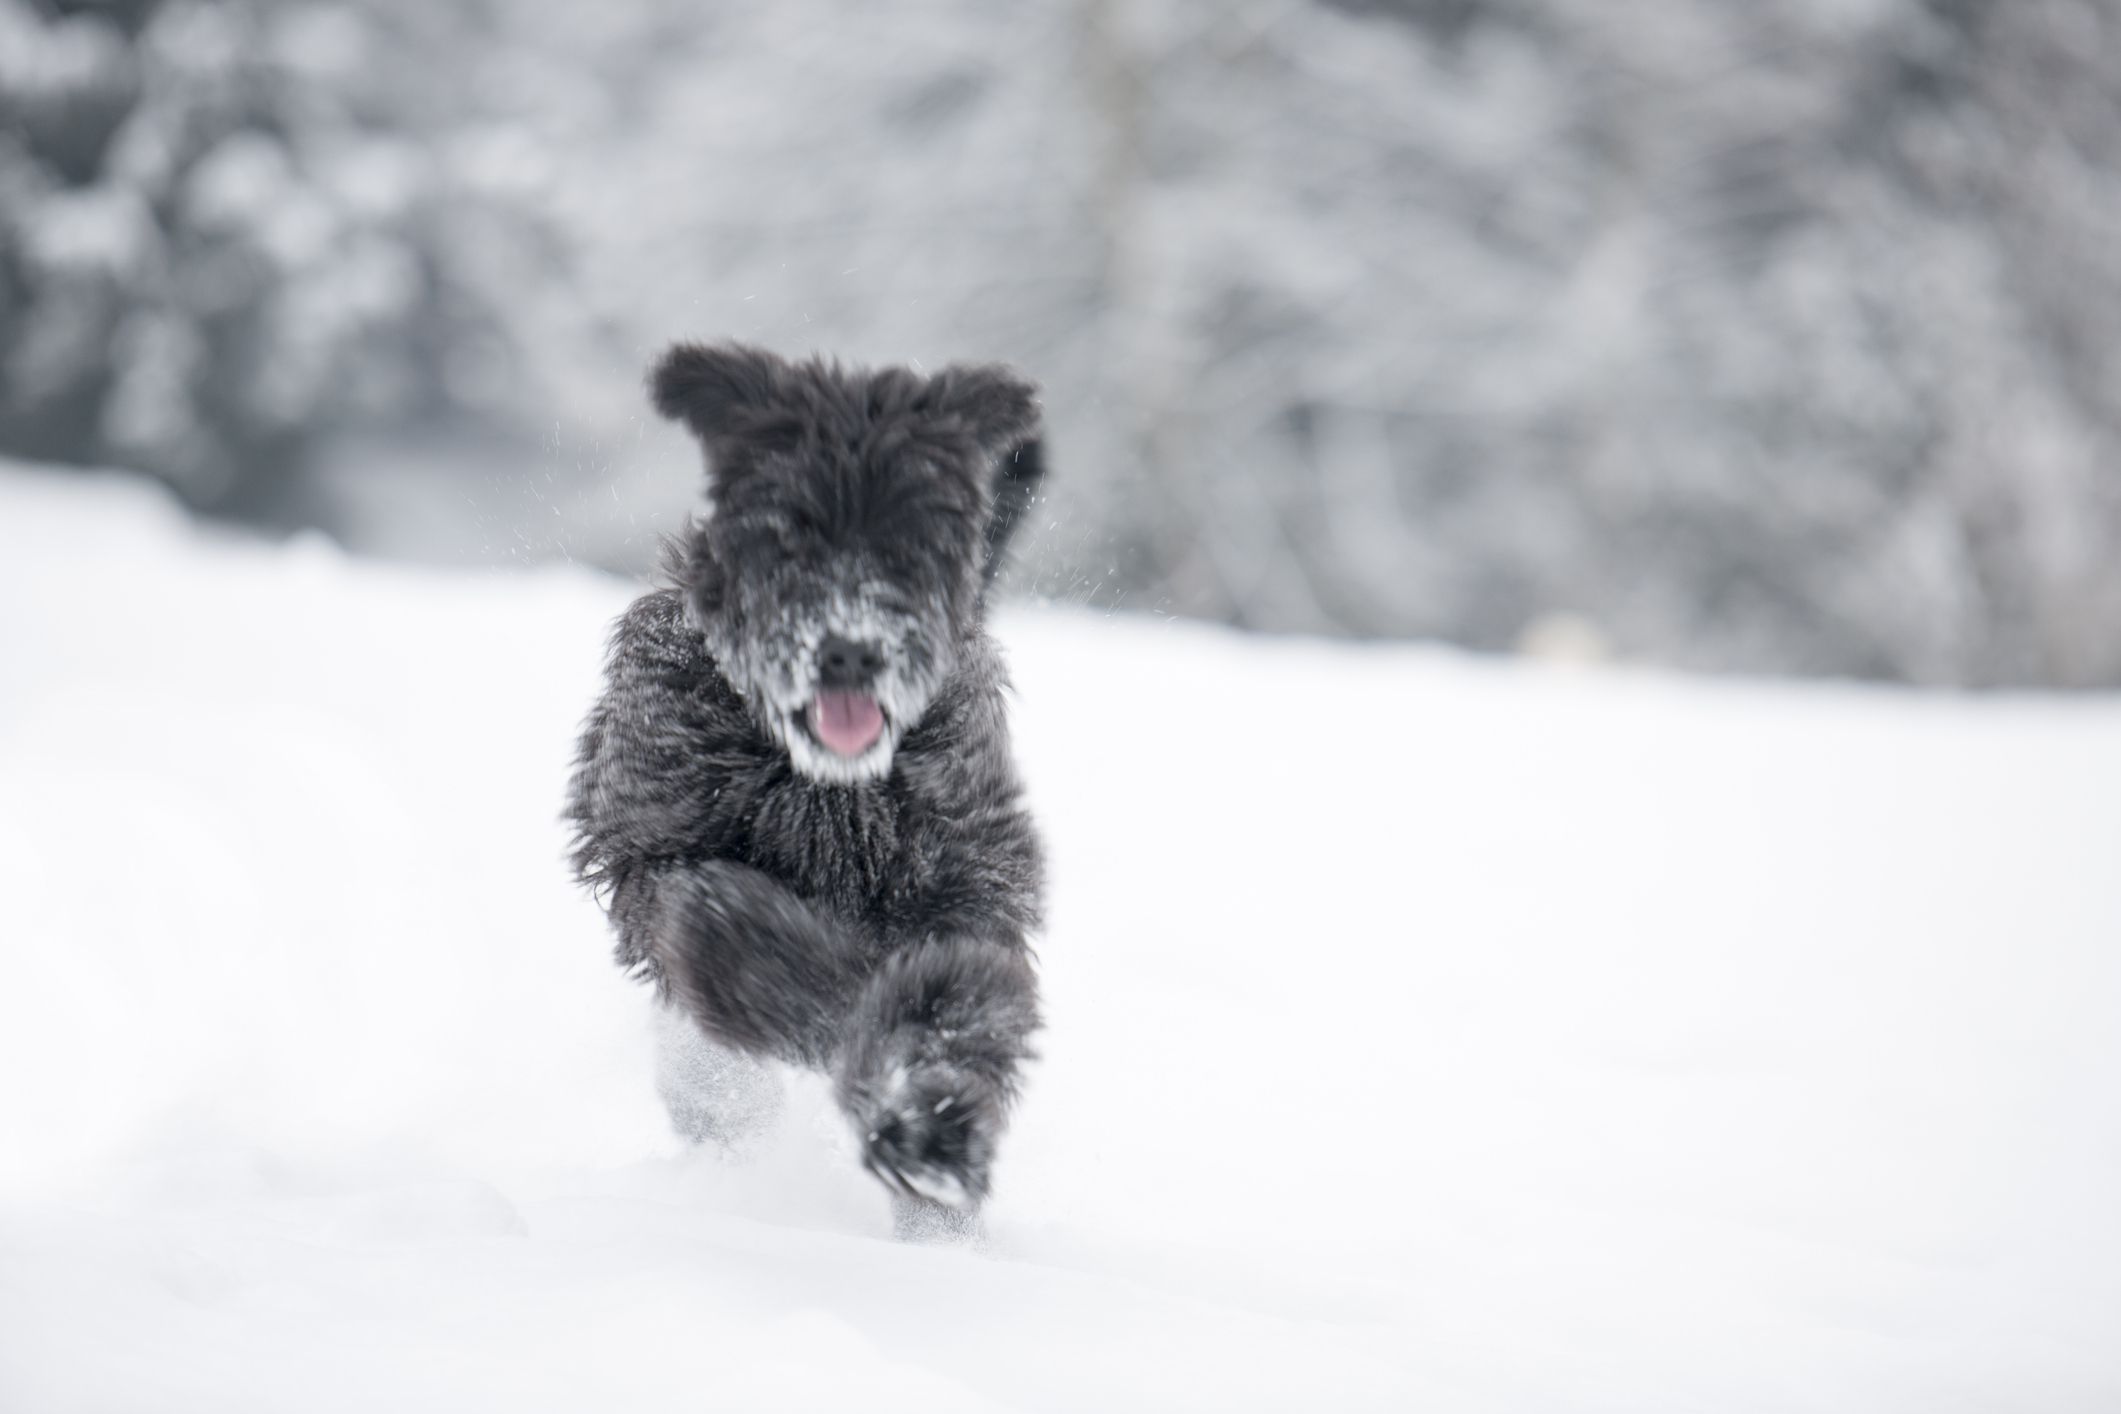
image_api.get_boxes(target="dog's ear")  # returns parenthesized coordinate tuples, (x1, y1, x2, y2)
(925, 364, 1048, 593)
(648, 342, 787, 449)
(926, 363, 1041, 459)
(981, 436, 1047, 591)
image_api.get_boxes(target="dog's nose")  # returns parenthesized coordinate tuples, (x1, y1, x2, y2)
(817, 635, 886, 688)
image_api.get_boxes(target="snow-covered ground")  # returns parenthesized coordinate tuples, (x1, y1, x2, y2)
(2, 461, 2119, 1412)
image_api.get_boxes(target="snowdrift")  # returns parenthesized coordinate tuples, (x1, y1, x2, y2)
(2, 463, 2118, 1411)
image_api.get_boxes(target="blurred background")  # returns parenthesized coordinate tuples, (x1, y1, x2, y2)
(4, 0, 2119, 687)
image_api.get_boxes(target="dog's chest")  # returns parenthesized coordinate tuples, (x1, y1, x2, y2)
(735, 770, 926, 920)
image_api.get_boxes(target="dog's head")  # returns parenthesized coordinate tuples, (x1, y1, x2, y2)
(650, 342, 1041, 784)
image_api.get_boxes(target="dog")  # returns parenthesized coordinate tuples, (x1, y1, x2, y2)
(566, 342, 1047, 1233)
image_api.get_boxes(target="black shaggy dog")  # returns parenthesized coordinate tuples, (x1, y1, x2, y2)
(567, 342, 1047, 1232)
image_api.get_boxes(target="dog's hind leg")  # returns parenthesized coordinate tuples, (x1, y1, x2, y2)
(834, 937, 1040, 1211)
(652, 1000, 784, 1149)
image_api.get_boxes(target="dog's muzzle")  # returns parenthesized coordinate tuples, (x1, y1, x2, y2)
(810, 635, 887, 756)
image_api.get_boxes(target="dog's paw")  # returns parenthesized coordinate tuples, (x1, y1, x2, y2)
(850, 1062, 999, 1210)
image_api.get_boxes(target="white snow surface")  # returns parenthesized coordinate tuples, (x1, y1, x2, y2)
(2, 463, 2119, 1412)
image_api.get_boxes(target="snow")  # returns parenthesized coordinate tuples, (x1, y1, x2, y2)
(2, 460, 2119, 1411)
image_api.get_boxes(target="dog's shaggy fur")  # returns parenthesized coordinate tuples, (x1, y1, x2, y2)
(567, 342, 1047, 1223)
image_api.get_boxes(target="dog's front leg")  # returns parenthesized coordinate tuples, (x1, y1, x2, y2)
(625, 859, 868, 1070)
(833, 936, 1040, 1214)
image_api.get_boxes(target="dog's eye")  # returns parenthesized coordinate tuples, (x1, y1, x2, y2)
(870, 588, 917, 619)
(732, 511, 822, 556)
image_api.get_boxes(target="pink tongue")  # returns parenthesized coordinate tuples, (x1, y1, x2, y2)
(813, 691, 885, 756)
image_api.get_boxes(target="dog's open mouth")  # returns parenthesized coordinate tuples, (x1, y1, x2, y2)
(809, 691, 886, 757)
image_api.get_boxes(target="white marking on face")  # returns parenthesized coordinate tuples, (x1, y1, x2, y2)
(705, 580, 956, 785)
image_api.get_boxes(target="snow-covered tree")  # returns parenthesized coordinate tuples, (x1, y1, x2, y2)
(0, 0, 545, 514)
(7, 0, 2120, 686)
